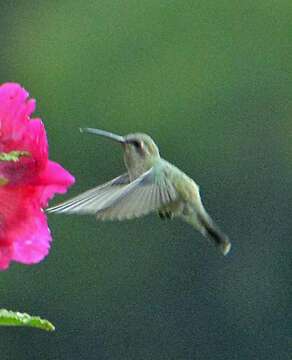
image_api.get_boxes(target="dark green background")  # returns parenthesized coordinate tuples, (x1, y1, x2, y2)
(1, 1, 291, 359)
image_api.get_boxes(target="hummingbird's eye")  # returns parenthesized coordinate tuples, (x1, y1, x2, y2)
(132, 140, 142, 149)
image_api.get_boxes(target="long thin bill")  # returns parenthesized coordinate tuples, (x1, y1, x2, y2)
(80, 128, 125, 143)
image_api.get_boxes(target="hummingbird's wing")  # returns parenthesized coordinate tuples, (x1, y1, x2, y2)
(95, 167, 178, 220)
(47, 173, 130, 214)
(47, 167, 178, 220)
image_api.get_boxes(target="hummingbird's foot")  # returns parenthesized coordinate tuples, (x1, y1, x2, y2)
(158, 210, 174, 220)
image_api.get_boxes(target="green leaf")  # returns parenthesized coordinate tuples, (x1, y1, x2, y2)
(0, 151, 30, 162)
(0, 309, 55, 332)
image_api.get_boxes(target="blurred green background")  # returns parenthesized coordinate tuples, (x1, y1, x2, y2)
(1, 1, 291, 359)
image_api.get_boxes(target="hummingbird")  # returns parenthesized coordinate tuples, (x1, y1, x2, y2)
(48, 128, 231, 255)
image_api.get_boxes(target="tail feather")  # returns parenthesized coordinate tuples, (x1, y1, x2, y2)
(197, 212, 231, 256)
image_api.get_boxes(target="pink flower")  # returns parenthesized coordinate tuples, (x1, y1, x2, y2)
(0, 83, 75, 270)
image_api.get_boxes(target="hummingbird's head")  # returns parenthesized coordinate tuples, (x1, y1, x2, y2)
(80, 128, 160, 176)
(123, 133, 160, 177)
(123, 133, 160, 159)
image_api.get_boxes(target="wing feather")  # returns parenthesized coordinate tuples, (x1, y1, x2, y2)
(95, 167, 178, 220)
(47, 173, 129, 214)
(47, 167, 178, 220)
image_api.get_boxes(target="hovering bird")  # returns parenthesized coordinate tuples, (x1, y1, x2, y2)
(48, 128, 231, 255)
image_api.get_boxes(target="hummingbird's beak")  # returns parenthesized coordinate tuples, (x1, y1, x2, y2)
(80, 128, 125, 144)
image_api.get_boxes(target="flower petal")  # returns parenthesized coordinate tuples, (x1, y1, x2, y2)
(11, 208, 51, 265)
(37, 161, 75, 206)
(0, 246, 13, 270)
(0, 185, 51, 268)
(0, 83, 32, 149)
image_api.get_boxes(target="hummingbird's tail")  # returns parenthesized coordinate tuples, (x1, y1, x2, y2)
(197, 212, 231, 256)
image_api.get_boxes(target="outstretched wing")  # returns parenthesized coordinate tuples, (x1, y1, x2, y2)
(47, 167, 178, 220)
(47, 173, 130, 214)
(95, 167, 178, 220)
